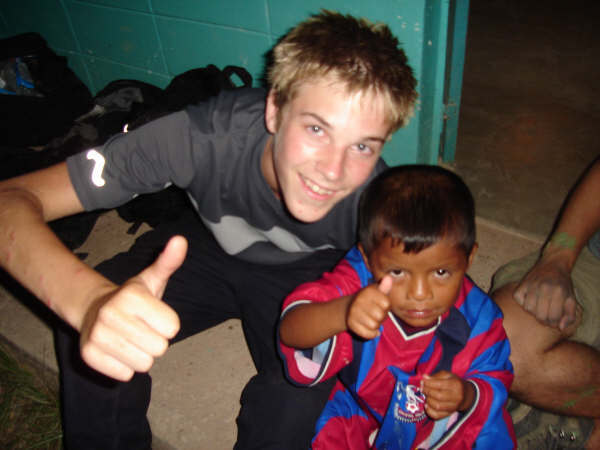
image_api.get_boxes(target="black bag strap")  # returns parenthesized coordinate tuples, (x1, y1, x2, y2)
(222, 65, 253, 88)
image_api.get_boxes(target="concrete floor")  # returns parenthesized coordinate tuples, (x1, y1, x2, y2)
(1, 0, 599, 448)
(453, 0, 600, 239)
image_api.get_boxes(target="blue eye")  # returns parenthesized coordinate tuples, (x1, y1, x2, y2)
(309, 125, 323, 135)
(354, 143, 373, 155)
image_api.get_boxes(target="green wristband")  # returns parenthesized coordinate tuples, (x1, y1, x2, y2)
(546, 231, 577, 252)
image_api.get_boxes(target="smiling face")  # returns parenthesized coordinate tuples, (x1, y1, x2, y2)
(262, 76, 391, 223)
(361, 237, 477, 328)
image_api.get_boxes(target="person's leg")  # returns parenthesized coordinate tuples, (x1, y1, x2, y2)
(490, 249, 600, 448)
(493, 283, 600, 416)
(233, 249, 344, 450)
(56, 322, 153, 450)
(56, 212, 241, 450)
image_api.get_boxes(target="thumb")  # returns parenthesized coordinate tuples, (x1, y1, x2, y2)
(513, 283, 526, 305)
(139, 235, 188, 298)
(378, 275, 393, 295)
(559, 296, 577, 331)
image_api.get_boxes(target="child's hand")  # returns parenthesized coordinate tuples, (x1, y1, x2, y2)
(346, 276, 392, 339)
(421, 371, 475, 420)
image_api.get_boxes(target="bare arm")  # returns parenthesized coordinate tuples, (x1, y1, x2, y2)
(279, 276, 393, 349)
(514, 156, 600, 329)
(0, 163, 184, 380)
(544, 156, 600, 264)
(279, 296, 351, 349)
(0, 163, 102, 328)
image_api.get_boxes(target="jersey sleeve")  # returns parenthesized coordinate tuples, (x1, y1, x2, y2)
(278, 256, 363, 387)
(423, 280, 516, 449)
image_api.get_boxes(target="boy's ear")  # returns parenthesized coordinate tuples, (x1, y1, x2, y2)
(265, 90, 279, 133)
(466, 242, 478, 269)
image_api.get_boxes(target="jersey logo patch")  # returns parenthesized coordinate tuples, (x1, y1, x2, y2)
(393, 380, 426, 423)
(86, 149, 106, 187)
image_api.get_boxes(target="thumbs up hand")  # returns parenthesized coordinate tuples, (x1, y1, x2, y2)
(79, 236, 187, 381)
(346, 276, 393, 340)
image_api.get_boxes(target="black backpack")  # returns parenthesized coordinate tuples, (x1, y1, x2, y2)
(128, 64, 252, 131)
(0, 32, 93, 147)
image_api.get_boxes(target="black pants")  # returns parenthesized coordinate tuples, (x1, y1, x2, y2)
(55, 211, 340, 449)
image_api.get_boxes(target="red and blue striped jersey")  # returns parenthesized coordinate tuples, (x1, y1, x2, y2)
(278, 246, 516, 449)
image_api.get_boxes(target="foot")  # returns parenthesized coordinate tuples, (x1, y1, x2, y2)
(508, 398, 595, 449)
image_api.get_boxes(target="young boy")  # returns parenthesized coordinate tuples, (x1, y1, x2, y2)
(0, 10, 417, 450)
(279, 165, 516, 449)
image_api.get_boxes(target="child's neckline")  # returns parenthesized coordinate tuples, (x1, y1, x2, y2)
(395, 316, 436, 335)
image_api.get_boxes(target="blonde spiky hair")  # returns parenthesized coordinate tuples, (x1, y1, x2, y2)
(267, 10, 418, 132)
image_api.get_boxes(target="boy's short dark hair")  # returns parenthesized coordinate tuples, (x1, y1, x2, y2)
(358, 165, 476, 256)
(267, 10, 418, 132)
